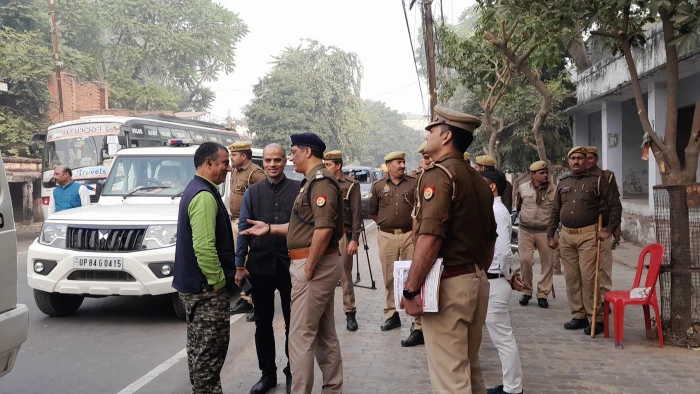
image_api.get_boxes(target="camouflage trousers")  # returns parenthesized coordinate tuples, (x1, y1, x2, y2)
(180, 291, 230, 394)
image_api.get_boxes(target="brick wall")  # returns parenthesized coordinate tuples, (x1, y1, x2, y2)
(47, 72, 108, 123)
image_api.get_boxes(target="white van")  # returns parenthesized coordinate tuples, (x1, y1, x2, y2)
(0, 154, 29, 378)
(27, 143, 261, 319)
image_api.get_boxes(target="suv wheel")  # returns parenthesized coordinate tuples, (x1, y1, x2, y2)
(171, 293, 186, 321)
(33, 289, 84, 317)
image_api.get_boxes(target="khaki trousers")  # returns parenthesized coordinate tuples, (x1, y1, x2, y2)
(422, 271, 490, 394)
(338, 235, 357, 313)
(289, 254, 343, 394)
(560, 230, 605, 322)
(599, 237, 613, 300)
(232, 219, 253, 305)
(518, 230, 554, 298)
(377, 230, 422, 331)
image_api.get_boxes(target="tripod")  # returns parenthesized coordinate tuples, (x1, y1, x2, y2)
(353, 220, 377, 290)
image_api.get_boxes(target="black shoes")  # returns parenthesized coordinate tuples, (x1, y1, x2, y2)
(346, 312, 358, 331)
(487, 385, 522, 394)
(231, 298, 253, 315)
(401, 329, 424, 347)
(250, 375, 277, 394)
(537, 298, 549, 308)
(380, 312, 401, 331)
(519, 295, 531, 306)
(246, 310, 257, 322)
(564, 318, 589, 330)
(584, 322, 604, 336)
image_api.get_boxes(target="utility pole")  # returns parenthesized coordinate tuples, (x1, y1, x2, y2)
(49, 0, 64, 122)
(422, 0, 438, 119)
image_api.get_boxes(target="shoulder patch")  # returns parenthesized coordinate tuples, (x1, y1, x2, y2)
(316, 196, 327, 207)
(423, 186, 435, 201)
(315, 170, 323, 179)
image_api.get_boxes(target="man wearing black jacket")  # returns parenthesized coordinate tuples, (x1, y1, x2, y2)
(235, 144, 300, 394)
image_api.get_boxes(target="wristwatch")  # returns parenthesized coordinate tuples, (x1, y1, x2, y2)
(403, 287, 421, 300)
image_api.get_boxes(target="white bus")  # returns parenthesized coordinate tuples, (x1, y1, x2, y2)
(33, 115, 241, 219)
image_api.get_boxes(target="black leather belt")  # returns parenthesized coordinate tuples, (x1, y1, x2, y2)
(486, 272, 505, 280)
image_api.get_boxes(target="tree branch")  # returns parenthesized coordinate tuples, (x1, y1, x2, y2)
(504, 20, 519, 44)
(522, 136, 538, 151)
(623, 3, 630, 35)
(516, 43, 537, 66)
(590, 30, 621, 39)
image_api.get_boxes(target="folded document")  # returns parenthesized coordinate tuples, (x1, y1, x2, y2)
(394, 259, 443, 313)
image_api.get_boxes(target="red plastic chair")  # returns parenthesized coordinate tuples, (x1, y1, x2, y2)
(603, 243, 665, 349)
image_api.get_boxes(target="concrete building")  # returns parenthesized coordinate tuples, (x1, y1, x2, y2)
(567, 25, 700, 245)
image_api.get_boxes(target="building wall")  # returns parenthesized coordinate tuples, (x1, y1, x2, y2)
(621, 98, 649, 195)
(47, 72, 108, 123)
(588, 111, 602, 149)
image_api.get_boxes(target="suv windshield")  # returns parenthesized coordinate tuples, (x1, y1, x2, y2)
(284, 164, 305, 181)
(102, 156, 192, 197)
(343, 169, 371, 183)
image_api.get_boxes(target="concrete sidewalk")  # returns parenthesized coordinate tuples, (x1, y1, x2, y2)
(219, 230, 698, 394)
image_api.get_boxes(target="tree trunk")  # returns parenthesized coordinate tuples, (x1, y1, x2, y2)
(660, 12, 683, 182)
(565, 28, 591, 74)
(683, 99, 700, 183)
(485, 114, 499, 162)
(666, 186, 693, 337)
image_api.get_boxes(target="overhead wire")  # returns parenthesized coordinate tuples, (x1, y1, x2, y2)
(401, 0, 427, 119)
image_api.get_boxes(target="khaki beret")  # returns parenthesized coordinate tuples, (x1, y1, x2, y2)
(463, 152, 471, 161)
(585, 146, 599, 155)
(530, 160, 548, 172)
(384, 151, 406, 162)
(417, 141, 427, 154)
(323, 150, 343, 160)
(475, 155, 496, 167)
(228, 141, 252, 152)
(568, 146, 587, 157)
(425, 105, 482, 133)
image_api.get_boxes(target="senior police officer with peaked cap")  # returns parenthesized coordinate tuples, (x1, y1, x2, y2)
(401, 105, 497, 393)
(515, 160, 557, 309)
(547, 146, 619, 336)
(228, 140, 266, 319)
(476, 155, 513, 211)
(323, 149, 363, 332)
(584, 146, 622, 302)
(241, 132, 344, 394)
(370, 150, 424, 347)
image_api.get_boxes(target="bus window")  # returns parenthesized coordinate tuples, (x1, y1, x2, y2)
(158, 127, 173, 140)
(206, 133, 222, 143)
(221, 135, 237, 146)
(190, 131, 206, 144)
(171, 129, 189, 140)
(144, 125, 160, 140)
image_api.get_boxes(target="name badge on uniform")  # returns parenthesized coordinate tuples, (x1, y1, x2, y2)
(383, 185, 390, 193)
(423, 186, 435, 201)
(316, 196, 327, 207)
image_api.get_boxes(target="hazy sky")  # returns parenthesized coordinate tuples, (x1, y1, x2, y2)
(210, 0, 475, 122)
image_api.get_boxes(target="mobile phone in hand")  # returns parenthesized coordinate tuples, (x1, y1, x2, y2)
(241, 277, 254, 296)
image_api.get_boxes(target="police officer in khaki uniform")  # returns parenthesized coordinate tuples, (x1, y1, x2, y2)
(402, 105, 496, 393)
(464, 152, 471, 162)
(242, 133, 344, 394)
(418, 141, 431, 174)
(369, 152, 423, 347)
(515, 161, 557, 309)
(585, 146, 622, 302)
(323, 149, 362, 332)
(547, 146, 621, 336)
(228, 141, 266, 318)
(475, 155, 513, 211)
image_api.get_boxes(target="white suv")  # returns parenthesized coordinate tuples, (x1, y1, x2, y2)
(27, 144, 244, 319)
(0, 154, 28, 378)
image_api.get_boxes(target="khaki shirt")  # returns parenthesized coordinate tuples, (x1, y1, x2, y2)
(287, 163, 343, 250)
(229, 162, 265, 219)
(338, 173, 362, 242)
(369, 175, 416, 230)
(588, 166, 622, 233)
(517, 181, 556, 232)
(547, 171, 618, 238)
(415, 152, 497, 268)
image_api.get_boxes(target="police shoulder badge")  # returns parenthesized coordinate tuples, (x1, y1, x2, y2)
(316, 196, 327, 207)
(423, 186, 435, 201)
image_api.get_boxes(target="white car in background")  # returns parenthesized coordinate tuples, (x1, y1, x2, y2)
(26, 142, 258, 320)
(0, 154, 29, 378)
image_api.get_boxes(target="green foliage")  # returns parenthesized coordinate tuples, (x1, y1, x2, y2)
(364, 100, 425, 169)
(245, 40, 370, 162)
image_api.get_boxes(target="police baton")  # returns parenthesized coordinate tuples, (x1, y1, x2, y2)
(353, 220, 376, 290)
(591, 214, 603, 338)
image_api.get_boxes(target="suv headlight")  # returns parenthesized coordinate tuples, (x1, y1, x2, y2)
(142, 225, 178, 250)
(361, 191, 371, 199)
(40, 223, 67, 248)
